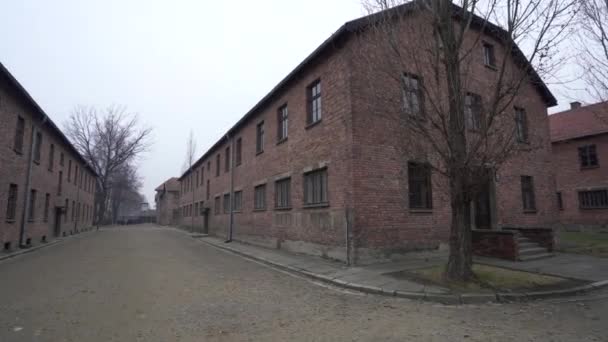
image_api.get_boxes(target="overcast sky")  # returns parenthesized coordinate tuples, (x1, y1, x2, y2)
(0, 0, 593, 206)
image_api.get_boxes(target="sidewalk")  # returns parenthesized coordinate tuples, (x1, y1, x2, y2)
(191, 233, 608, 305)
(0, 229, 98, 262)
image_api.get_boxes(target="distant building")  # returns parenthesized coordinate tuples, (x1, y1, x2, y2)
(0, 63, 97, 251)
(155, 178, 180, 226)
(550, 101, 608, 231)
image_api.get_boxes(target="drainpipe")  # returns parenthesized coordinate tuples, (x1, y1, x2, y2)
(225, 133, 235, 243)
(74, 169, 81, 233)
(345, 207, 354, 266)
(19, 115, 48, 248)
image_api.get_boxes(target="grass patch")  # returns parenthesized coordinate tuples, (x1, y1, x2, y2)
(558, 232, 608, 258)
(407, 264, 570, 293)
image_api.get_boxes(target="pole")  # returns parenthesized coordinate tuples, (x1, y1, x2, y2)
(226, 133, 235, 243)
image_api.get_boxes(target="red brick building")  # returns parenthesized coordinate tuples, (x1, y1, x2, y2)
(0, 63, 97, 252)
(175, 4, 558, 263)
(155, 178, 180, 226)
(550, 101, 608, 231)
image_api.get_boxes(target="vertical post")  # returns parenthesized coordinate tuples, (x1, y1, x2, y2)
(226, 133, 235, 243)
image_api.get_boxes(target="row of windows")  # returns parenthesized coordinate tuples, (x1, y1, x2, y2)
(5, 183, 93, 224)
(181, 80, 324, 194)
(13, 116, 96, 194)
(557, 189, 608, 210)
(401, 73, 529, 142)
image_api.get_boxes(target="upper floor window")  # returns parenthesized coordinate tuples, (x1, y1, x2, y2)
(278, 105, 288, 142)
(216, 154, 220, 177)
(60, 152, 64, 166)
(402, 73, 423, 117)
(33, 132, 42, 163)
(58, 171, 63, 196)
(48, 144, 55, 171)
(304, 168, 328, 206)
(579, 145, 598, 168)
(256, 121, 265, 154)
(408, 162, 432, 210)
(14, 116, 25, 154)
(464, 93, 482, 130)
(579, 189, 608, 209)
(307, 80, 322, 125)
(514, 107, 529, 143)
(236, 138, 242, 166)
(225, 146, 230, 172)
(521, 176, 536, 212)
(206, 179, 210, 200)
(557, 192, 563, 211)
(28, 189, 37, 222)
(483, 42, 496, 68)
(68, 160, 72, 181)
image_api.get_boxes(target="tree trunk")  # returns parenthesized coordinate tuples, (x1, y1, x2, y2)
(446, 176, 473, 281)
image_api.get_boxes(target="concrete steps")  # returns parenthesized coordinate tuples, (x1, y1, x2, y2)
(516, 237, 554, 261)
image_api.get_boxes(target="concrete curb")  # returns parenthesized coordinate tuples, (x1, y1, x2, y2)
(192, 234, 608, 305)
(0, 229, 98, 262)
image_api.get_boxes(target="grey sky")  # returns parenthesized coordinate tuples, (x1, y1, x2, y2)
(0, 0, 593, 206)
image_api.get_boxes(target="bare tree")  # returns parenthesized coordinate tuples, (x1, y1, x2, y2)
(182, 130, 197, 231)
(65, 105, 152, 225)
(109, 163, 144, 224)
(356, 0, 575, 280)
(578, 0, 608, 100)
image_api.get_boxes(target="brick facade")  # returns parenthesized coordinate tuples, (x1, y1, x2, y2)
(0, 63, 96, 252)
(155, 178, 180, 226)
(550, 102, 608, 230)
(172, 5, 558, 264)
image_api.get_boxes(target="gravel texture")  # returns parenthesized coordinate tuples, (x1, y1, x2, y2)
(0, 225, 606, 342)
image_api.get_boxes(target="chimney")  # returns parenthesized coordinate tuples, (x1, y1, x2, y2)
(570, 101, 582, 110)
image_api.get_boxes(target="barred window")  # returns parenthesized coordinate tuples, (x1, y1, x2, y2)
(278, 105, 288, 141)
(6, 184, 18, 221)
(14, 116, 25, 154)
(465, 93, 482, 130)
(214, 196, 220, 215)
(233, 191, 242, 212)
(579, 145, 598, 168)
(33, 132, 42, 163)
(304, 168, 328, 206)
(521, 176, 536, 211)
(579, 190, 608, 209)
(254, 184, 266, 210)
(29, 189, 37, 222)
(223, 194, 230, 214)
(408, 162, 432, 209)
(402, 73, 423, 117)
(307, 80, 322, 125)
(44, 193, 50, 222)
(48, 144, 55, 171)
(275, 178, 291, 209)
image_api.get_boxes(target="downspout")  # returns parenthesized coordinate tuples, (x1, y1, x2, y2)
(225, 133, 235, 243)
(74, 169, 81, 233)
(19, 115, 48, 248)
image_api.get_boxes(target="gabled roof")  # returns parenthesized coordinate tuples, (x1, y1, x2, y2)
(179, 0, 557, 180)
(155, 177, 180, 192)
(550, 101, 608, 143)
(0, 62, 98, 177)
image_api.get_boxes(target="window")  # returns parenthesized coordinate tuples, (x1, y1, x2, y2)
(195, 202, 199, 217)
(515, 107, 528, 143)
(223, 194, 230, 214)
(307, 80, 322, 125)
(408, 162, 433, 209)
(254, 184, 266, 210)
(14, 116, 25, 154)
(195, 171, 199, 187)
(483, 42, 496, 67)
(75, 166, 79, 185)
(521, 176, 536, 212)
(557, 192, 563, 211)
(304, 168, 328, 206)
(207, 161, 211, 172)
(275, 178, 291, 209)
(48, 144, 55, 171)
(579, 189, 608, 209)
(233, 191, 242, 212)
(60, 152, 64, 166)
(402, 73, 423, 117)
(64, 199, 69, 223)
(206, 179, 210, 200)
(44, 193, 50, 222)
(68, 160, 72, 182)
(216, 154, 220, 177)
(6, 184, 18, 222)
(28, 189, 37, 222)
(235, 138, 242, 166)
(33, 132, 42, 163)
(579, 145, 599, 168)
(58, 171, 63, 196)
(278, 105, 288, 141)
(464, 93, 482, 130)
(225, 146, 230, 172)
(256, 121, 265, 154)
(72, 200, 76, 221)
(214, 196, 220, 215)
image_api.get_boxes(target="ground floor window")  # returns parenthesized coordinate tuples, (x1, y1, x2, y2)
(233, 191, 242, 212)
(303, 168, 328, 206)
(254, 184, 266, 210)
(223, 194, 230, 214)
(521, 176, 536, 212)
(557, 192, 563, 211)
(214, 196, 220, 215)
(275, 178, 291, 209)
(5, 184, 18, 221)
(579, 189, 608, 209)
(408, 162, 432, 209)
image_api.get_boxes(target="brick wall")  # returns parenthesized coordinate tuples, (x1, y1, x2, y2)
(553, 134, 608, 229)
(0, 70, 96, 251)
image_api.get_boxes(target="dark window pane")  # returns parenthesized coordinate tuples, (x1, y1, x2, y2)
(408, 162, 432, 209)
